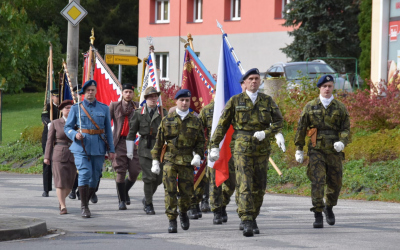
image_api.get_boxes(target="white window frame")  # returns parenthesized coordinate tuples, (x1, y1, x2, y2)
(282, 0, 290, 18)
(231, 0, 241, 21)
(155, 52, 169, 80)
(155, 0, 170, 23)
(193, 0, 203, 23)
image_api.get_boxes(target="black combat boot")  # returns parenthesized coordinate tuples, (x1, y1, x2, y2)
(213, 209, 223, 225)
(188, 205, 199, 220)
(196, 204, 202, 218)
(145, 203, 155, 215)
(242, 220, 254, 237)
(116, 182, 127, 210)
(168, 219, 177, 233)
(88, 187, 97, 204)
(221, 206, 228, 222)
(125, 178, 135, 205)
(78, 185, 91, 218)
(323, 206, 335, 225)
(76, 189, 80, 200)
(179, 212, 190, 230)
(252, 220, 259, 234)
(200, 199, 211, 212)
(239, 221, 244, 230)
(68, 188, 76, 199)
(313, 212, 324, 228)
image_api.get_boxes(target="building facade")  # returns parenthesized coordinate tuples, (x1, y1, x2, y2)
(138, 0, 293, 86)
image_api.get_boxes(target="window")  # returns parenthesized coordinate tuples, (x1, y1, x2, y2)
(193, 0, 203, 22)
(155, 0, 169, 23)
(231, 0, 241, 20)
(282, 0, 290, 18)
(155, 53, 169, 79)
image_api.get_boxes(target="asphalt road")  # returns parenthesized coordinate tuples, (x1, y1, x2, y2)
(1, 173, 400, 250)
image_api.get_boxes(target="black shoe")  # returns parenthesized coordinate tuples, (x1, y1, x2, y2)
(200, 199, 211, 212)
(90, 192, 98, 204)
(117, 182, 127, 210)
(213, 211, 223, 225)
(221, 206, 228, 223)
(323, 206, 335, 226)
(145, 203, 156, 215)
(42, 191, 49, 197)
(68, 189, 76, 199)
(168, 219, 177, 233)
(125, 178, 135, 205)
(313, 212, 324, 228)
(239, 221, 244, 230)
(196, 204, 202, 218)
(119, 201, 127, 210)
(179, 212, 190, 230)
(142, 197, 146, 211)
(252, 220, 260, 234)
(242, 220, 254, 237)
(188, 206, 199, 220)
(77, 190, 80, 200)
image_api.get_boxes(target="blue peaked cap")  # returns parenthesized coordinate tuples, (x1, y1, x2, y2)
(240, 68, 260, 83)
(317, 75, 334, 88)
(175, 89, 191, 99)
(79, 80, 97, 94)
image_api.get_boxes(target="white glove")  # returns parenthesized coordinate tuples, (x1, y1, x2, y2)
(253, 131, 266, 141)
(295, 150, 304, 163)
(151, 160, 160, 175)
(334, 141, 345, 152)
(275, 133, 286, 152)
(209, 148, 220, 162)
(126, 140, 134, 160)
(191, 154, 201, 167)
(47, 122, 52, 130)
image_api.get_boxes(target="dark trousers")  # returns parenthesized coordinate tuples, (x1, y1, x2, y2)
(42, 145, 52, 192)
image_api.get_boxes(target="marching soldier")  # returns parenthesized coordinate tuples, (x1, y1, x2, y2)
(210, 68, 284, 237)
(294, 75, 350, 228)
(41, 89, 60, 197)
(127, 86, 167, 215)
(151, 89, 205, 233)
(109, 83, 141, 210)
(64, 80, 115, 218)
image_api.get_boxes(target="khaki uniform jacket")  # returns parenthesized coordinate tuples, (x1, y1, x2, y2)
(44, 118, 74, 163)
(127, 105, 168, 159)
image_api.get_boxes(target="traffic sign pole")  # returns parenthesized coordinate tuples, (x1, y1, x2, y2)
(118, 65, 122, 83)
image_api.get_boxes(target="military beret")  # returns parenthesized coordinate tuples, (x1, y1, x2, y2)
(240, 68, 260, 82)
(79, 80, 97, 94)
(122, 83, 135, 91)
(72, 85, 82, 92)
(317, 75, 334, 88)
(50, 89, 59, 96)
(174, 89, 191, 99)
(59, 100, 74, 110)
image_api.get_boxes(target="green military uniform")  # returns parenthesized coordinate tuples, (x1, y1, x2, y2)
(199, 101, 235, 214)
(151, 111, 205, 220)
(294, 98, 350, 212)
(127, 104, 168, 209)
(211, 92, 283, 222)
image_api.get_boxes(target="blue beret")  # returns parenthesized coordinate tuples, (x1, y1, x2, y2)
(240, 68, 260, 82)
(317, 75, 334, 88)
(79, 80, 97, 94)
(175, 89, 191, 99)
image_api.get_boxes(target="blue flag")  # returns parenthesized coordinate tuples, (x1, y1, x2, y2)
(63, 73, 73, 101)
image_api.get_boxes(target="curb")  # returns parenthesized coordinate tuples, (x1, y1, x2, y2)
(0, 216, 47, 241)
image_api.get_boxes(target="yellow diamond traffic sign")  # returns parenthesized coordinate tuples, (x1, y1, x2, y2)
(61, 1, 88, 26)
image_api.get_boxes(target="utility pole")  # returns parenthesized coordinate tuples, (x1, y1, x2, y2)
(66, 0, 80, 87)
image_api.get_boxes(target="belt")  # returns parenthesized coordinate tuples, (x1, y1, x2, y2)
(81, 129, 105, 135)
(55, 142, 72, 146)
(318, 130, 338, 136)
(234, 130, 257, 136)
(120, 136, 127, 139)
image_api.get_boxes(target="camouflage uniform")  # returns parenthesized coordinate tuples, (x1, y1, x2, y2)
(151, 111, 205, 220)
(211, 92, 283, 221)
(199, 101, 235, 212)
(294, 98, 350, 212)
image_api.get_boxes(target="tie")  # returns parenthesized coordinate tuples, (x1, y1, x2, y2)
(149, 109, 155, 119)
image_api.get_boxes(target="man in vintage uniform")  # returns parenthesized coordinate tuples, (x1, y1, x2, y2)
(294, 75, 350, 228)
(64, 80, 115, 218)
(210, 68, 284, 237)
(109, 83, 141, 210)
(127, 86, 167, 215)
(151, 89, 205, 233)
(41, 89, 60, 197)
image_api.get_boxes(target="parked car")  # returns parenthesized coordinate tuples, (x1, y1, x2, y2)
(264, 60, 353, 91)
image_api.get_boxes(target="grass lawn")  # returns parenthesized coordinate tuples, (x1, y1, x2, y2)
(2, 92, 44, 144)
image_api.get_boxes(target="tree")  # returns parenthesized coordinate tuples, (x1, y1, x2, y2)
(358, 0, 372, 80)
(282, 0, 361, 73)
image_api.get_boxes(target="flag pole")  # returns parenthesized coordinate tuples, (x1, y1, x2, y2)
(49, 41, 54, 121)
(86, 28, 95, 81)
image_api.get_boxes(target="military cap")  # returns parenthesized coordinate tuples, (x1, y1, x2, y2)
(122, 83, 135, 91)
(59, 100, 74, 110)
(79, 80, 97, 94)
(240, 68, 260, 82)
(174, 89, 191, 99)
(317, 75, 334, 88)
(144, 86, 161, 99)
(72, 85, 82, 92)
(50, 89, 59, 96)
